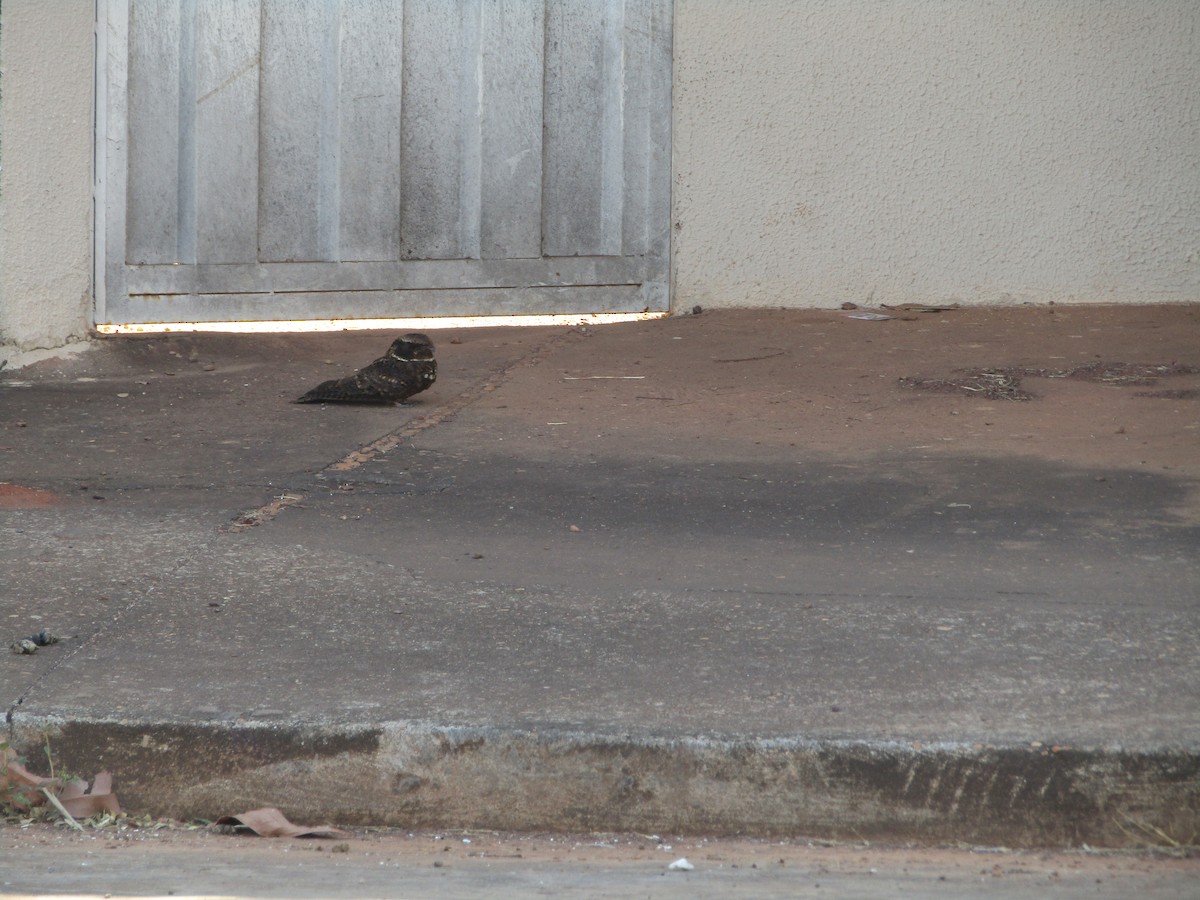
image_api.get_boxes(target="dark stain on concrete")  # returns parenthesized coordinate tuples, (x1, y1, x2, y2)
(0, 482, 62, 508)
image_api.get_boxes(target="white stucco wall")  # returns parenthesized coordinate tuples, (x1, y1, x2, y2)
(672, 0, 1200, 309)
(0, 0, 94, 358)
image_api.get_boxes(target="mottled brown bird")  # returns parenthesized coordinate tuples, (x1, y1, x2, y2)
(294, 333, 436, 404)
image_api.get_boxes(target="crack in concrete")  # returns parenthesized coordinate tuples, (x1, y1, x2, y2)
(5, 544, 216, 737)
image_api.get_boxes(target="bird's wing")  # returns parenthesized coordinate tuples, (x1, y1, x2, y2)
(295, 361, 394, 404)
(355, 358, 417, 396)
(295, 356, 435, 404)
(295, 376, 385, 403)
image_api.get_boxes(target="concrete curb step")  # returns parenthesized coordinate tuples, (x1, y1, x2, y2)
(10, 716, 1198, 848)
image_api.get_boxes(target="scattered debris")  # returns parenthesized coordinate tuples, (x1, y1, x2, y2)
(900, 370, 1033, 401)
(840, 302, 859, 310)
(692, 305, 703, 315)
(1056, 361, 1199, 385)
(712, 348, 787, 363)
(41, 788, 85, 831)
(1, 747, 121, 820)
(902, 361, 1198, 402)
(7, 629, 62, 655)
(668, 857, 695, 871)
(995, 361, 1199, 385)
(212, 807, 346, 839)
(881, 303, 961, 312)
(230, 491, 307, 532)
(1114, 812, 1190, 849)
(1135, 388, 1200, 400)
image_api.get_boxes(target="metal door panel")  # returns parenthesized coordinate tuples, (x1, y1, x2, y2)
(338, 0, 405, 261)
(196, 0, 261, 263)
(99, 0, 672, 325)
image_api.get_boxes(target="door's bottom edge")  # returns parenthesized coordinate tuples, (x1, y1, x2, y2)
(94, 311, 670, 335)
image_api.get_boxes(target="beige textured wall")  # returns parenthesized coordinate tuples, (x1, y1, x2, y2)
(672, 0, 1200, 309)
(0, 0, 94, 358)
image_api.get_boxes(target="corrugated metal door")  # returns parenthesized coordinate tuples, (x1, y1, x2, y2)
(97, 0, 671, 325)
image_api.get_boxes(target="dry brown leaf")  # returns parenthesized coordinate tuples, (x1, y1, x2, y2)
(59, 773, 122, 818)
(2, 748, 52, 810)
(2, 748, 120, 816)
(213, 807, 346, 839)
(2, 751, 44, 790)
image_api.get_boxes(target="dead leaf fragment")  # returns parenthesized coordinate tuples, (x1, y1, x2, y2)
(1, 750, 46, 810)
(59, 772, 123, 818)
(213, 807, 346, 839)
(1, 747, 121, 817)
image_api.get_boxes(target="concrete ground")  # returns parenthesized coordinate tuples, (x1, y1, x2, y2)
(3, 824, 1199, 899)
(2, 305, 1198, 848)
